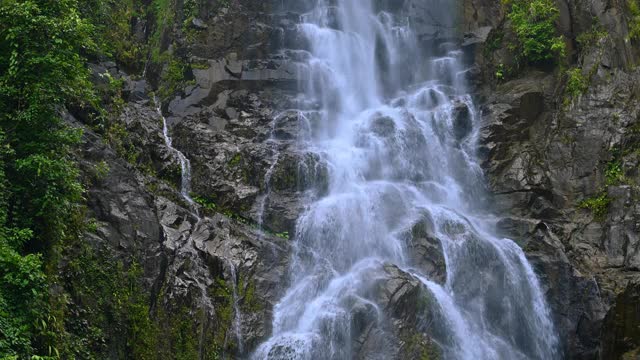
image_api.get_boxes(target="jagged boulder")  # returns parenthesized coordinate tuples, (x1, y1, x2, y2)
(355, 264, 443, 359)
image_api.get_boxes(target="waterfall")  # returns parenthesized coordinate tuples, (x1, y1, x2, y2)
(228, 262, 245, 354)
(253, 1, 559, 359)
(155, 102, 198, 213)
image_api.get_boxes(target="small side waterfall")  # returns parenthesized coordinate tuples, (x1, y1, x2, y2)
(155, 102, 197, 212)
(256, 111, 283, 235)
(228, 262, 245, 354)
(253, 1, 560, 359)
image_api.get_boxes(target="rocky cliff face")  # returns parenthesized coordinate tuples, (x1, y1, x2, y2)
(71, 0, 640, 358)
(74, 1, 299, 357)
(463, 0, 640, 358)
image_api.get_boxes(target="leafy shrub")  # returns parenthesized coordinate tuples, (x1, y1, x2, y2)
(504, 0, 566, 63)
(605, 161, 625, 185)
(628, 0, 640, 40)
(579, 192, 611, 220)
(576, 25, 608, 50)
(565, 68, 588, 98)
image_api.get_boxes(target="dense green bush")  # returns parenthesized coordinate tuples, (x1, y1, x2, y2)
(0, 0, 214, 357)
(0, 0, 164, 357)
(0, 0, 94, 355)
(504, 0, 566, 63)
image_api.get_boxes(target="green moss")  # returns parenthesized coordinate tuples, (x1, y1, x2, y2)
(55, 233, 161, 359)
(560, 134, 574, 145)
(228, 153, 243, 167)
(191, 61, 210, 70)
(171, 309, 200, 360)
(209, 278, 235, 354)
(238, 276, 263, 313)
(193, 194, 218, 214)
(153, 301, 203, 360)
(404, 333, 440, 360)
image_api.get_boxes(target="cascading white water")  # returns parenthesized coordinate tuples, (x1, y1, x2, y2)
(253, 1, 559, 359)
(228, 262, 245, 354)
(156, 103, 197, 210)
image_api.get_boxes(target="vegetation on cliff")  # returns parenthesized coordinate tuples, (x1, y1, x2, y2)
(0, 0, 161, 358)
(0, 0, 244, 357)
(503, 0, 565, 63)
(0, 0, 94, 356)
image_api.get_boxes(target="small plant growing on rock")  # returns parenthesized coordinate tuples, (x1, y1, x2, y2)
(579, 192, 611, 220)
(495, 63, 506, 80)
(193, 194, 217, 213)
(93, 160, 110, 181)
(605, 161, 625, 185)
(228, 153, 242, 167)
(565, 67, 588, 99)
(576, 24, 608, 51)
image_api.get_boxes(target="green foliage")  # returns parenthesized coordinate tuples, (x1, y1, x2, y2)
(605, 161, 625, 185)
(92, 161, 110, 182)
(99, 72, 127, 114)
(0, 0, 213, 358)
(404, 333, 440, 360)
(182, 0, 199, 27)
(484, 30, 504, 56)
(228, 153, 243, 167)
(0, 0, 98, 356)
(579, 192, 611, 220)
(504, 0, 565, 63)
(628, 0, 640, 40)
(495, 63, 506, 80)
(58, 236, 160, 359)
(209, 278, 235, 354)
(106, 123, 140, 165)
(0, 237, 45, 357)
(77, 0, 149, 72)
(191, 61, 211, 70)
(576, 24, 608, 50)
(148, 0, 175, 68)
(158, 58, 189, 101)
(565, 67, 588, 99)
(193, 194, 218, 215)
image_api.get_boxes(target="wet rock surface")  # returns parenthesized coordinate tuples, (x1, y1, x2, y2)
(71, 0, 640, 358)
(75, 101, 292, 356)
(465, 0, 640, 357)
(355, 264, 442, 360)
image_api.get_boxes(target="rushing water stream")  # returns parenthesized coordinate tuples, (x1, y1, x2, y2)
(253, 1, 559, 359)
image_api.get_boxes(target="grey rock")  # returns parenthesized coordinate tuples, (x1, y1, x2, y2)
(191, 17, 207, 30)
